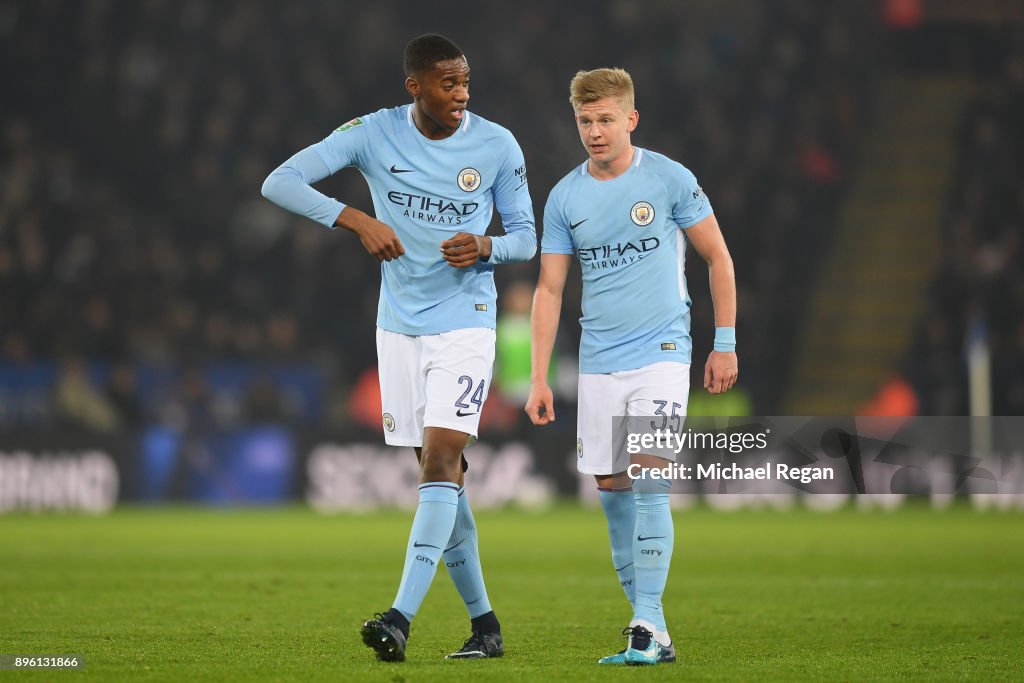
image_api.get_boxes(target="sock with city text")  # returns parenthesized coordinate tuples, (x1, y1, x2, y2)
(392, 482, 460, 622)
(443, 486, 495, 622)
(632, 476, 674, 636)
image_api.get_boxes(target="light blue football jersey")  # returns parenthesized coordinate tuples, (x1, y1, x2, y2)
(542, 148, 713, 374)
(263, 105, 535, 335)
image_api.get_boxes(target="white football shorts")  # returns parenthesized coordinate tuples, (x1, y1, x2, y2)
(376, 327, 495, 447)
(576, 361, 691, 475)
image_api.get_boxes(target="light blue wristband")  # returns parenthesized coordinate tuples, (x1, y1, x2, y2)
(714, 326, 736, 353)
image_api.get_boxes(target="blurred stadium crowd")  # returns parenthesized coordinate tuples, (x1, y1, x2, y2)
(0, 0, 1020, 431)
(907, 47, 1024, 415)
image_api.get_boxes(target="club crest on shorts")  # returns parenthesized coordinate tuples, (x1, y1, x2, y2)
(577, 438, 584, 458)
(630, 201, 655, 226)
(457, 167, 481, 192)
(382, 413, 396, 432)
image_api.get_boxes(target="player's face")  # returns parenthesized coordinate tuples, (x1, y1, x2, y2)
(407, 57, 471, 137)
(574, 97, 638, 169)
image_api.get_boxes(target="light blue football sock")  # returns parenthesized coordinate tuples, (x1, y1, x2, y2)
(632, 476, 674, 634)
(392, 482, 460, 621)
(443, 487, 493, 618)
(598, 487, 637, 608)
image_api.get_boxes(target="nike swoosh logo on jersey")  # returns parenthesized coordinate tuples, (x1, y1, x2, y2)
(569, 219, 588, 230)
(414, 541, 440, 549)
(390, 164, 414, 173)
(456, 409, 477, 417)
(614, 562, 633, 572)
(637, 535, 666, 542)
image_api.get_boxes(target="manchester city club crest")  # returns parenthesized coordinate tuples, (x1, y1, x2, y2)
(382, 413, 396, 432)
(577, 437, 584, 458)
(630, 201, 655, 226)
(457, 167, 481, 192)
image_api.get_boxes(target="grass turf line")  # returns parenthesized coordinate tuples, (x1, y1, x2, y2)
(1, 504, 1021, 681)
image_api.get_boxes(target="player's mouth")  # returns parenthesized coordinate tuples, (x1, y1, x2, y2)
(451, 107, 465, 121)
(589, 143, 607, 154)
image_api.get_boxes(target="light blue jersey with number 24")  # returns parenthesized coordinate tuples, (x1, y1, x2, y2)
(263, 105, 536, 336)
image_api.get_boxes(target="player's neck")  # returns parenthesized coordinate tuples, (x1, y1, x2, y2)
(588, 145, 635, 181)
(411, 104, 459, 141)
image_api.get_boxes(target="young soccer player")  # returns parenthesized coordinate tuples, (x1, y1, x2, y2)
(525, 68, 738, 665)
(262, 34, 536, 662)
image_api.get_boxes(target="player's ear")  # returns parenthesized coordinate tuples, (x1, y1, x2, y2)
(626, 109, 639, 133)
(406, 75, 420, 99)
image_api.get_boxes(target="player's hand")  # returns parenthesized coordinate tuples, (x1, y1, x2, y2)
(525, 382, 555, 425)
(441, 233, 491, 268)
(353, 217, 405, 263)
(704, 351, 738, 394)
(336, 208, 405, 263)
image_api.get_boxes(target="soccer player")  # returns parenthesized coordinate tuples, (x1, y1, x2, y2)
(262, 34, 535, 662)
(525, 68, 738, 665)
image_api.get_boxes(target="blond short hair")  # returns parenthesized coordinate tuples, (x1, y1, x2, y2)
(569, 68, 635, 112)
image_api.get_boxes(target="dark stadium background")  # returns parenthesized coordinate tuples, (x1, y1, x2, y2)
(0, 0, 1022, 508)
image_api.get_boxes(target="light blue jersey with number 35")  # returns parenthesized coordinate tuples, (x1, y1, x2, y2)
(542, 148, 713, 374)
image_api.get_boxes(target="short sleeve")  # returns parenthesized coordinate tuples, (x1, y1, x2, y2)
(670, 164, 714, 229)
(541, 189, 575, 255)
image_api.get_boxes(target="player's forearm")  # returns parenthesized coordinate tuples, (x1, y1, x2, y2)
(261, 147, 345, 228)
(707, 251, 737, 328)
(529, 288, 562, 384)
(487, 209, 537, 264)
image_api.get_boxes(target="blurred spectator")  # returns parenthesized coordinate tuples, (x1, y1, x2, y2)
(53, 356, 119, 432)
(105, 361, 145, 429)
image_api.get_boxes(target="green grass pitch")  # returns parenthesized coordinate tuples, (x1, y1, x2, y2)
(1, 503, 1022, 681)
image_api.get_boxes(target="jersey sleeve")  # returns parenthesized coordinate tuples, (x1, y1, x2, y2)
(540, 186, 575, 255)
(670, 164, 714, 229)
(261, 146, 346, 228)
(260, 114, 373, 229)
(488, 131, 537, 264)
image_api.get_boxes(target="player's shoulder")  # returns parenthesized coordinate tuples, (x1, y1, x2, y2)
(542, 160, 588, 217)
(551, 160, 589, 196)
(330, 106, 403, 134)
(637, 148, 695, 178)
(465, 111, 521, 146)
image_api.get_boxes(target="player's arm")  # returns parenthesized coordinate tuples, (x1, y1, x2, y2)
(262, 138, 404, 263)
(685, 213, 738, 394)
(444, 135, 536, 268)
(525, 253, 571, 425)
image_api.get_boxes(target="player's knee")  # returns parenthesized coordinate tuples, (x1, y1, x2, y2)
(419, 446, 462, 483)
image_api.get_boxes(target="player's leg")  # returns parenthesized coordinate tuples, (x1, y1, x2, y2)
(421, 328, 503, 659)
(578, 372, 636, 665)
(370, 426, 466, 661)
(623, 362, 690, 665)
(361, 329, 428, 662)
(625, 453, 674, 665)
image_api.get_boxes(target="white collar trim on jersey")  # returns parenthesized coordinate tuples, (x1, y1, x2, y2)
(406, 104, 471, 134)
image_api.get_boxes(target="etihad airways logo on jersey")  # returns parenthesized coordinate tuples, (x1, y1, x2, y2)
(387, 191, 479, 224)
(577, 237, 660, 270)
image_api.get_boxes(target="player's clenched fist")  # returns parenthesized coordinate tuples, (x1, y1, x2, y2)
(524, 382, 555, 425)
(441, 232, 491, 267)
